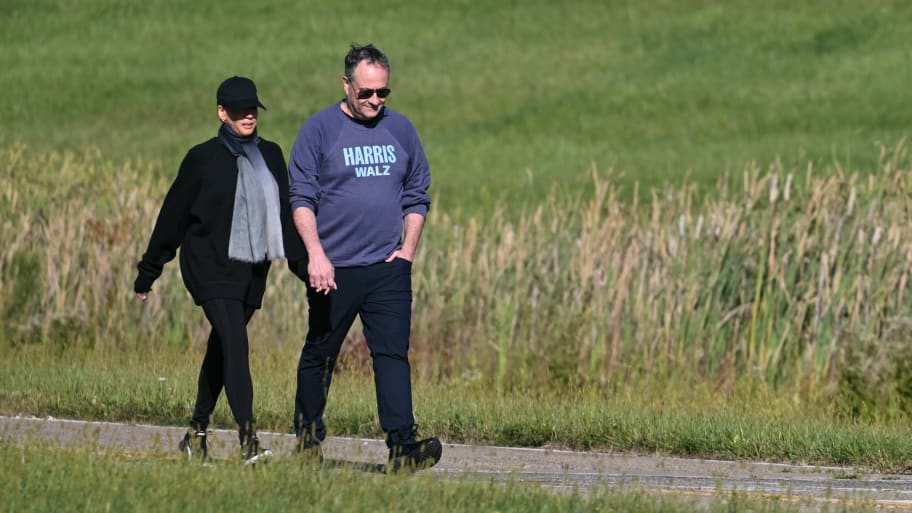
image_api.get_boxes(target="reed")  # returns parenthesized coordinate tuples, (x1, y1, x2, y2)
(2, 142, 911, 414)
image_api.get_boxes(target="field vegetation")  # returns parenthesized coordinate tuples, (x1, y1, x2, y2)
(3, 0, 911, 212)
(2, 0, 912, 510)
(3, 141, 912, 471)
(5, 441, 856, 513)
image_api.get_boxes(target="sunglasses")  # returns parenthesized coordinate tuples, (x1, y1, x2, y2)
(354, 87, 391, 100)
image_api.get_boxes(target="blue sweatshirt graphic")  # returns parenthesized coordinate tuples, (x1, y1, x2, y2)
(288, 103, 431, 267)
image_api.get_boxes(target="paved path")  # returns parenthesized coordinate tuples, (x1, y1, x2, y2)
(4, 415, 912, 510)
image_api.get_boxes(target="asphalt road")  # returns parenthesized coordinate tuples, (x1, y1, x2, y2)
(4, 415, 912, 511)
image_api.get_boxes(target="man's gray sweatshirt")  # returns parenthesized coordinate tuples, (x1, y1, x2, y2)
(288, 103, 431, 267)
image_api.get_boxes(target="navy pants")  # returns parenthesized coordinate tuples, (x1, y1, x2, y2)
(192, 299, 257, 439)
(294, 259, 415, 441)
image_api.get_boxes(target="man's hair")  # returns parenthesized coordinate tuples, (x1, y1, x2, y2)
(344, 43, 390, 80)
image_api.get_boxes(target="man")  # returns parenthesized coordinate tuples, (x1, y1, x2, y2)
(287, 43, 441, 472)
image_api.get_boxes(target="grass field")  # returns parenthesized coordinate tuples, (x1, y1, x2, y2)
(5, 441, 852, 513)
(3, 0, 911, 214)
(5, 346, 912, 473)
(3, 1, 912, 509)
(3, 139, 912, 471)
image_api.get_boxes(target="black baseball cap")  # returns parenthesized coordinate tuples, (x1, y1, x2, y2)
(216, 76, 267, 111)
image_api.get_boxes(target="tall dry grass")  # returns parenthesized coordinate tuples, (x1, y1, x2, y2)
(2, 143, 911, 410)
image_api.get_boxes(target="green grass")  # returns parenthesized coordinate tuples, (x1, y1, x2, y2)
(4, 345, 912, 473)
(4, 2, 912, 504)
(3, 0, 911, 215)
(3, 442, 844, 513)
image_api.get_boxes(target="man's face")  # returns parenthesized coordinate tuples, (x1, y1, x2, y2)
(343, 61, 390, 121)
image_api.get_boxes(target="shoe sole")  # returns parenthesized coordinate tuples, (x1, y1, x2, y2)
(244, 448, 273, 466)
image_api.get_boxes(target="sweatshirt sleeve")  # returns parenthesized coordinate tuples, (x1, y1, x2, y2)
(401, 124, 431, 217)
(288, 121, 323, 214)
(133, 150, 200, 293)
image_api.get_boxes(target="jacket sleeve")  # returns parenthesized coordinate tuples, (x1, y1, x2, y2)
(134, 150, 200, 293)
(264, 142, 306, 264)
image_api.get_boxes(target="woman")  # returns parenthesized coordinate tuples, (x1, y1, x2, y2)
(134, 76, 303, 464)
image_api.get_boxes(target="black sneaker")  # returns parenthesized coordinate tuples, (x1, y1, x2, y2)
(241, 435, 273, 466)
(387, 426, 442, 474)
(295, 428, 324, 465)
(178, 429, 208, 463)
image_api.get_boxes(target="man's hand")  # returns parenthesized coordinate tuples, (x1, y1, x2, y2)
(385, 248, 413, 263)
(386, 213, 425, 263)
(293, 207, 337, 294)
(308, 252, 337, 294)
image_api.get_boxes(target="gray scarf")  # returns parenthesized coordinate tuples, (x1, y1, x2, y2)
(217, 124, 285, 263)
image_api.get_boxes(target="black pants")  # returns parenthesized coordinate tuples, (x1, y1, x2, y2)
(294, 259, 415, 441)
(191, 298, 257, 440)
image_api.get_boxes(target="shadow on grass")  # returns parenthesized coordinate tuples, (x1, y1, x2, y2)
(322, 458, 386, 474)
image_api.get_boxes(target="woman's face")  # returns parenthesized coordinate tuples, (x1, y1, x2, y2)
(218, 105, 258, 137)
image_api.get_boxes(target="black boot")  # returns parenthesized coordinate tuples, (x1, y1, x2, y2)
(178, 427, 208, 463)
(386, 425, 442, 474)
(240, 424, 272, 466)
(294, 425, 324, 465)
